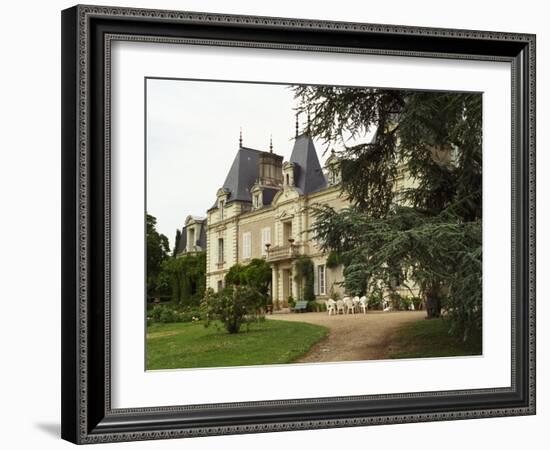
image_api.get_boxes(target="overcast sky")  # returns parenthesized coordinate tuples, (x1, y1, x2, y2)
(146, 78, 335, 249)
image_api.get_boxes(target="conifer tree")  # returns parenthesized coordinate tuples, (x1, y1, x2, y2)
(294, 86, 482, 340)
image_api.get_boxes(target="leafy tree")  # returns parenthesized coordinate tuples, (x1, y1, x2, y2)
(325, 251, 341, 269)
(225, 259, 272, 306)
(146, 214, 170, 298)
(243, 259, 272, 301)
(225, 263, 247, 286)
(294, 86, 482, 340)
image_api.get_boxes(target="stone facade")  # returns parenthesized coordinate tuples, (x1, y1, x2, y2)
(205, 131, 350, 304)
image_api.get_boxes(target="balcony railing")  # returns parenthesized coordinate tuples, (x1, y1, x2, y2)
(266, 244, 299, 262)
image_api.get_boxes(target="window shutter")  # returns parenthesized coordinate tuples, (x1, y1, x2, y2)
(243, 232, 251, 259)
(313, 265, 319, 296)
(319, 265, 326, 295)
(261, 228, 271, 255)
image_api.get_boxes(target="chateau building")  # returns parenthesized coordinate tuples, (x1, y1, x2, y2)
(205, 127, 348, 305)
(175, 121, 450, 305)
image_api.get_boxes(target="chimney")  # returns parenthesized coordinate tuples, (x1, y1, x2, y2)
(258, 151, 283, 187)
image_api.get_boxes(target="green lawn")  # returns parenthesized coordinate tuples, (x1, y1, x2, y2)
(387, 318, 482, 359)
(146, 320, 328, 370)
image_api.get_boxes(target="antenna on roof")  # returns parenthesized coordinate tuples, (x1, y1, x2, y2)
(239, 127, 243, 148)
(269, 134, 273, 153)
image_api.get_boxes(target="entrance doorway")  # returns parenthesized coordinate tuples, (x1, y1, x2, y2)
(282, 268, 293, 304)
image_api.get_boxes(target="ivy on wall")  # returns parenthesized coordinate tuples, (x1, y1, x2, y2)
(294, 255, 315, 301)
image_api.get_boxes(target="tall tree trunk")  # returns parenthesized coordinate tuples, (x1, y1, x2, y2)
(425, 285, 442, 319)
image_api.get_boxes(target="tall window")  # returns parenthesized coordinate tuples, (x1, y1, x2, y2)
(217, 238, 224, 264)
(329, 168, 339, 185)
(261, 227, 271, 255)
(218, 199, 225, 220)
(283, 221, 292, 243)
(317, 265, 326, 295)
(243, 232, 251, 259)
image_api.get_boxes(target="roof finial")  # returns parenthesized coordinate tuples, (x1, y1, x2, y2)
(307, 109, 311, 134)
(295, 113, 299, 138)
(239, 127, 243, 148)
(269, 134, 273, 153)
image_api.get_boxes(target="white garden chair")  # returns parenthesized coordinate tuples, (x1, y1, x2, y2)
(345, 297, 355, 314)
(335, 299, 346, 315)
(359, 296, 368, 314)
(341, 296, 350, 313)
(325, 299, 336, 316)
(352, 296, 360, 313)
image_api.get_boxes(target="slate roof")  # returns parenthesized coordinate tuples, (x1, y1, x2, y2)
(261, 187, 280, 206)
(198, 224, 206, 249)
(211, 146, 263, 207)
(175, 228, 187, 254)
(289, 134, 327, 194)
(211, 135, 327, 210)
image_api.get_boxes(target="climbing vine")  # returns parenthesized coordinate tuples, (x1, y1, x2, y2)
(294, 256, 315, 301)
(161, 252, 206, 305)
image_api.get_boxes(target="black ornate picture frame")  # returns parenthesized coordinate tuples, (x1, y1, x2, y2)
(61, 4, 536, 444)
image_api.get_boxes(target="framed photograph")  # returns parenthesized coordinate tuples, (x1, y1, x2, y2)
(61, 5, 536, 444)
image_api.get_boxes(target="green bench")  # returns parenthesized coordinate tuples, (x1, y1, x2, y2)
(291, 301, 308, 313)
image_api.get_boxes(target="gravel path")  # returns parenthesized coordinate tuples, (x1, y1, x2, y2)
(267, 310, 425, 362)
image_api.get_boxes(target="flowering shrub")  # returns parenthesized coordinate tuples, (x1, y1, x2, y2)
(201, 286, 263, 334)
(149, 304, 202, 323)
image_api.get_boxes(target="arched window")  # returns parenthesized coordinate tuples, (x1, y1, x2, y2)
(285, 173, 290, 185)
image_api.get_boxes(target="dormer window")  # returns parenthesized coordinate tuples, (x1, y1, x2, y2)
(328, 168, 340, 185)
(218, 199, 225, 220)
(251, 185, 263, 211)
(215, 188, 229, 222)
(181, 215, 206, 255)
(187, 227, 195, 252)
(325, 150, 341, 186)
(282, 161, 295, 187)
